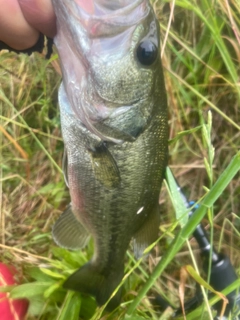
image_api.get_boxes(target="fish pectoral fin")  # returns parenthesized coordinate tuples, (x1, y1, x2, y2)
(52, 205, 90, 250)
(94, 122, 136, 142)
(94, 105, 149, 142)
(132, 204, 160, 259)
(89, 143, 121, 189)
(63, 263, 123, 310)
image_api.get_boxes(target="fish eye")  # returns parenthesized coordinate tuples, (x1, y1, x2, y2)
(136, 40, 158, 66)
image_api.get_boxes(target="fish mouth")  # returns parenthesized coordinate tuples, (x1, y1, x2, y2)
(58, 0, 151, 62)
(72, 0, 150, 37)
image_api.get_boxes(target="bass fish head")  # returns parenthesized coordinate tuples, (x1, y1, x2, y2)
(53, 0, 165, 142)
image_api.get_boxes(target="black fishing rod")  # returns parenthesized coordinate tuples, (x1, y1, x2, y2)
(154, 170, 240, 319)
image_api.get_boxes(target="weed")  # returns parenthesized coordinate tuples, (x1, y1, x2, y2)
(0, 0, 239, 319)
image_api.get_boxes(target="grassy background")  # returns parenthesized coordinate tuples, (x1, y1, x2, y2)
(0, 0, 239, 319)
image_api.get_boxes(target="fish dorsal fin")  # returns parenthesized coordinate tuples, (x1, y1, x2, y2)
(132, 204, 160, 259)
(52, 205, 90, 250)
(89, 143, 121, 189)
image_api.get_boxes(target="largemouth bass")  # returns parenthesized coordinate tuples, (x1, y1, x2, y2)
(51, 0, 168, 309)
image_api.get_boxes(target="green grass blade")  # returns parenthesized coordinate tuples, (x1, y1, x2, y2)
(0, 88, 62, 173)
(187, 278, 240, 319)
(57, 292, 81, 320)
(167, 68, 240, 131)
(126, 151, 240, 315)
(175, 0, 240, 97)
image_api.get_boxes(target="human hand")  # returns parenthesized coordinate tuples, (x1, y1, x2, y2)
(0, 0, 56, 51)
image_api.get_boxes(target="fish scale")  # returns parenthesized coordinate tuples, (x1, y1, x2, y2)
(52, 0, 168, 309)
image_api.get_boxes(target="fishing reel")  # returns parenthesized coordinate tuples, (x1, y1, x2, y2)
(153, 174, 240, 319)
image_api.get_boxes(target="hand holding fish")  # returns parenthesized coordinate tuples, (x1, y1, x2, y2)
(0, 0, 56, 50)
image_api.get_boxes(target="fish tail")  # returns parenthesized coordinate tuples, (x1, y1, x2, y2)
(63, 263, 124, 310)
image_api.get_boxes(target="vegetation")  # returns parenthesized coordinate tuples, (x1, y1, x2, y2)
(0, 0, 239, 319)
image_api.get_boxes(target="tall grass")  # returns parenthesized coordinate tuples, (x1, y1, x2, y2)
(0, 0, 239, 319)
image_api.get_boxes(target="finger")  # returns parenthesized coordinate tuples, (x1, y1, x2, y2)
(0, 0, 39, 50)
(18, 0, 56, 38)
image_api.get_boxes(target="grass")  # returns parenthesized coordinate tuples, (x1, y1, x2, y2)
(0, 0, 240, 319)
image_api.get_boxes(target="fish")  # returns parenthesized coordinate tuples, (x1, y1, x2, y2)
(51, 0, 168, 309)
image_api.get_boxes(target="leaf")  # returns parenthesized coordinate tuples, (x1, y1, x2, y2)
(27, 267, 56, 282)
(179, 267, 188, 318)
(186, 265, 228, 318)
(0, 285, 16, 293)
(10, 282, 51, 299)
(168, 126, 202, 145)
(44, 282, 63, 299)
(27, 297, 53, 317)
(124, 314, 151, 320)
(165, 167, 189, 227)
(57, 292, 81, 320)
(186, 278, 240, 319)
(40, 268, 65, 280)
(186, 265, 222, 297)
(51, 247, 87, 268)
